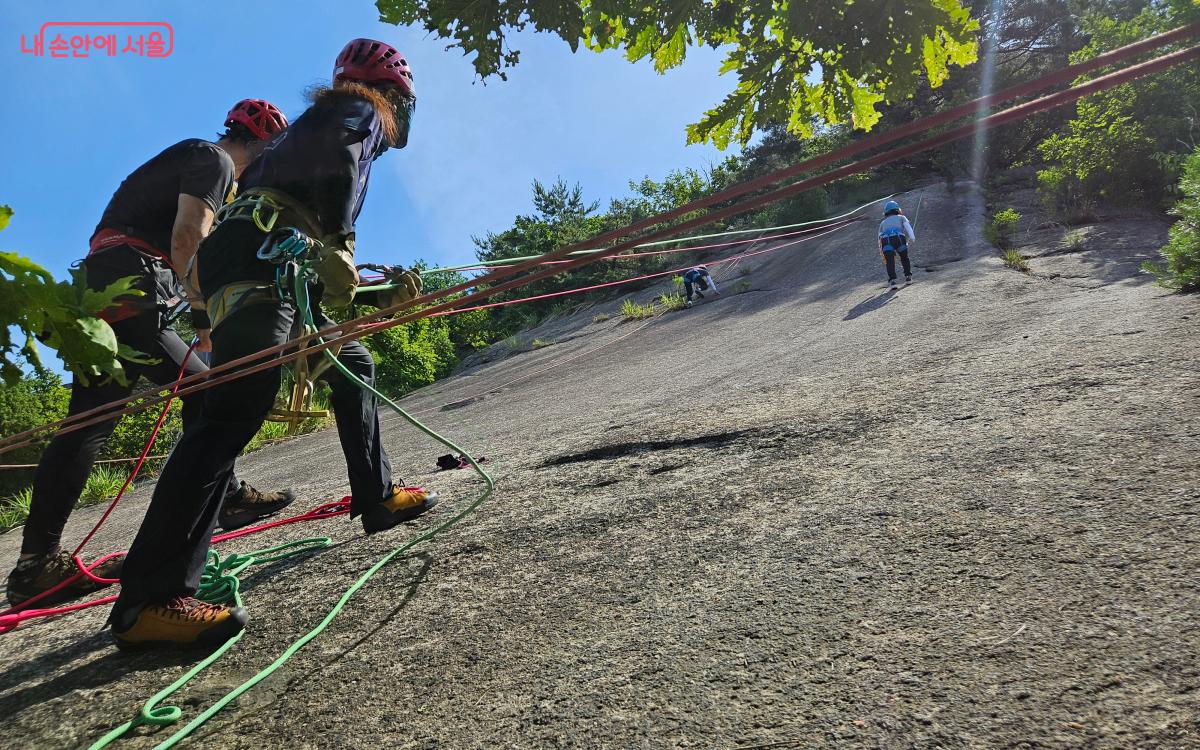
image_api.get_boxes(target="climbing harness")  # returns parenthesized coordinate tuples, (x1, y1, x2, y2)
(204, 224, 335, 431)
(213, 187, 322, 238)
(203, 190, 323, 332)
(205, 282, 280, 332)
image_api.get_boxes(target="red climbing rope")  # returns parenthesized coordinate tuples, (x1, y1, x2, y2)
(0, 499, 351, 633)
(2, 31, 1197, 457)
(416, 217, 861, 274)
(0, 347, 197, 620)
(427, 220, 855, 317)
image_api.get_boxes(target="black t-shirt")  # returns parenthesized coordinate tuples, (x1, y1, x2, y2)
(199, 94, 388, 294)
(94, 139, 235, 253)
(239, 93, 387, 238)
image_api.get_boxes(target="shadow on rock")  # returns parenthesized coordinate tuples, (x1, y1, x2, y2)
(236, 552, 435, 718)
(843, 289, 898, 320)
(0, 630, 203, 718)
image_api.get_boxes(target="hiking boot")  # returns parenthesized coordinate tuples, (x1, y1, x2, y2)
(888, 278, 898, 288)
(217, 481, 298, 531)
(361, 486, 439, 535)
(113, 595, 247, 650)
(905, 274, 913, 284)
(6, 549, 124, 608)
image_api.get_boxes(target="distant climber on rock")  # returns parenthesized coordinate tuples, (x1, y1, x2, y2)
(682, 265, 720, 307)
(5, 100, 295, 612)
(878, 200, 916, 288)
(109, 38, 434, 650)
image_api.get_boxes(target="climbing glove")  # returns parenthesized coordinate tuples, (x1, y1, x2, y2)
(313, 233, 358, 309)
(377, 267, 423, 309)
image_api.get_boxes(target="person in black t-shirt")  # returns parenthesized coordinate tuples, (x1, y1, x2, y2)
(5, 100, 294, 611)
(110, 39, 429, 650)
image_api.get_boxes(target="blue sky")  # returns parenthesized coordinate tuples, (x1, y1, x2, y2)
(0, 0, 738, 276)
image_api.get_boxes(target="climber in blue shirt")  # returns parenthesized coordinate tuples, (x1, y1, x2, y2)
(878, 200, 916, 287)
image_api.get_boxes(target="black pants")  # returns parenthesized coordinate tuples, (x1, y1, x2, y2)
(113, 302, 392, 617)
(884, 249, 912, 281)
(684, 276, 710, 302)
(21, 250, 242, 555)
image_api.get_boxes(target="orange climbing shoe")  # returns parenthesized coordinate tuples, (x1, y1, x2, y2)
(112, 596, 248, 651)
(6, 549, 124, 608)
(360, 486, 438, 534)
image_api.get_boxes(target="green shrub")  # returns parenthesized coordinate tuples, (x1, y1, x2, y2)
(80, 465, 128, 507)
(362, 317, 457, 397)
(1143, 145, 1200, 291)
(244, 419, 291, 455)
(106, 399, 183, 467)
(672, 276, 684, 288)
(592, 313, 612, 323)
(619, 299, 656, 320)
(736, 280, 753, 294)
(985, 209, 1022, 249)
(1002, 249, 1030, 272)
(1034, 10, 1199, 213)
(0, 487, 33, 532)
(657, 293, 686, 312)
(531, 338, 555, 349)
(1062, 229, 1087, 253)
(0, 374, 69, 497)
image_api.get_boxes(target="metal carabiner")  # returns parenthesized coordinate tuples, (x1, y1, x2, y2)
(257, 227, 317, 264)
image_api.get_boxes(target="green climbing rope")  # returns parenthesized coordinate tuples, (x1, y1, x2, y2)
(87, 538, 333, 749)
(89, 266, 494, 749)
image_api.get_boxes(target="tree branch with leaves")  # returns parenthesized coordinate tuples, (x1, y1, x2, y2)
(0, 205, 154, 386)
(376, 0, 979, 148)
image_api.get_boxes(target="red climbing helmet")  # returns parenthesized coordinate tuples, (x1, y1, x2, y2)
(225, 99, 288, 141)
(333, 38, 415, 98)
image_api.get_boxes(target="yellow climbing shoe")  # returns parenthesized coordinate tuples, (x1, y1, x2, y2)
(361, 486, 438, 534)
(113, 596, 248, 651)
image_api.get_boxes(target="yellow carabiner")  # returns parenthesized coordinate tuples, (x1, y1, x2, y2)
(251, 194, 281, 233)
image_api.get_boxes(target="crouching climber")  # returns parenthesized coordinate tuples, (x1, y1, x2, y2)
(109, 39, 436, 649)
(878, 200, 916, 288)
(682, 265, 719, 307)
(6, 100, 295, 610)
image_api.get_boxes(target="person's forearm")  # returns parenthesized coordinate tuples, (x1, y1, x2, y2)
(171, 226, 203, 281)
(171, 195, 217, 327)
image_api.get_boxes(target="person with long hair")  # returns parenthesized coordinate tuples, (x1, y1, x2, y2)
(109, 40, 432, 649)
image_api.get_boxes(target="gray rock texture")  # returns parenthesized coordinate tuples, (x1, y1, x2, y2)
(1, 180, 1197, 749)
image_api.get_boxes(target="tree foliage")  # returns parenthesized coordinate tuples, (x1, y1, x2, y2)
(1143, 145, 1200, 291)
(376, 0, 979, 148)
(0, 205, 154, 386)
(0, 372, 69, 495)
(1036, 6, 1200, 212)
